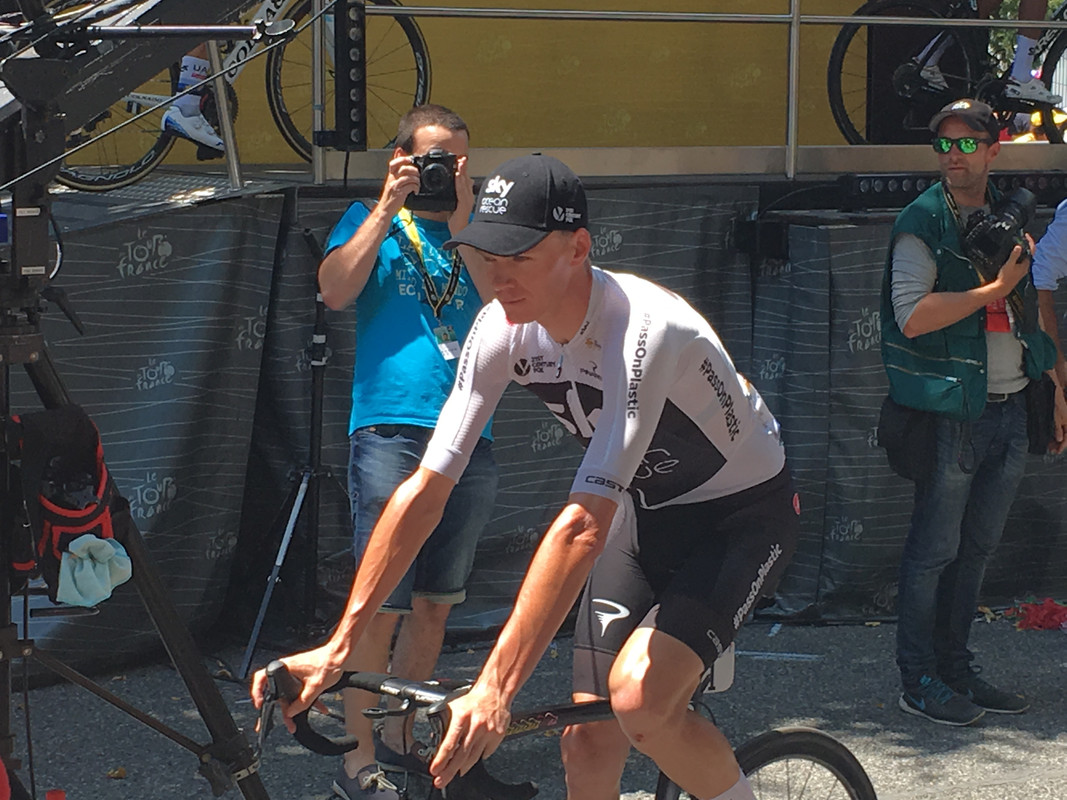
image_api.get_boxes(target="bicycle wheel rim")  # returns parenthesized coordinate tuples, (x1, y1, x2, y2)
(732, 728, 877, 800)
(266, 0, 432, 161)
(827, 0, 975, 144)
(56, 63, 179, 192)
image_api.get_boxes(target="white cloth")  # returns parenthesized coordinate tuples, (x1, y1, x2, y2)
(56, 535, 133, 607)
(1032, 198, 1067, 291)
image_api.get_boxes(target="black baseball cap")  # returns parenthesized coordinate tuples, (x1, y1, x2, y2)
(443, 154, 588, 256)
(928, 98, 1000, 140)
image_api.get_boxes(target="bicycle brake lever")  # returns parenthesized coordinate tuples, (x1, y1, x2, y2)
(425, 685, 471, 747)
(362, 698, 414, 719)
(265, 660, 361, 757)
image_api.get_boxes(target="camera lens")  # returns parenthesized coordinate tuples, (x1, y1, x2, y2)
(420, 163, 452, 193)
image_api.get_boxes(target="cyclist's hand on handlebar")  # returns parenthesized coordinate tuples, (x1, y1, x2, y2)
(378, 154, 422, 217)
(429, 681, 512, 789)
(250, 644, 342, 733)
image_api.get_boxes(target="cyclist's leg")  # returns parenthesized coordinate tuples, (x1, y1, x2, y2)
(566, 494, 652, 800)
(560, 697, 632, 800)
(610, 469, 799, 797)
(162, 42, 225, 150)
(610, 628, 747, 799)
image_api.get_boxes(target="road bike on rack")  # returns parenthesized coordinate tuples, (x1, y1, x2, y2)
(826, 0, 1067, 145)
(259, 655, 879, 800)
(52, 0, 430, 191)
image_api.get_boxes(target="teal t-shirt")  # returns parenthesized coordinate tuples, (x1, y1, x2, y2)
(326, 202, 490, 437)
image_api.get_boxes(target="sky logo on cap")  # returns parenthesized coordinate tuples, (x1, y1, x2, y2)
(483, 175, 515, 197)
(479, 174, 515, 216)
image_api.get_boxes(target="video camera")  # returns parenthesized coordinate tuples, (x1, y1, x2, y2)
(962, 187, 1037, 278)
(405, 148, 457, 213)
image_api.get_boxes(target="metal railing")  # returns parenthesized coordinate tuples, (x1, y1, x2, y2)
(313, 3, 1067, 180)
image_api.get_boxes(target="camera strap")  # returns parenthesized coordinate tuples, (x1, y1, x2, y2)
(397, 208, 461, 319)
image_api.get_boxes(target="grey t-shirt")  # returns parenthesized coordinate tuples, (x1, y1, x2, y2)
(890, 214, 1026, 395)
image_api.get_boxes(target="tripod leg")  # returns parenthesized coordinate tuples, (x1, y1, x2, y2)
(24, 355, 272, 800)
(117, 506, 270, 799)
(238, 471, 310, 679)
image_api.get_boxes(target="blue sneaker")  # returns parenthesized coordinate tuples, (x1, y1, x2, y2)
(162, 106, 224, 151)
(899, 675, 985, 726)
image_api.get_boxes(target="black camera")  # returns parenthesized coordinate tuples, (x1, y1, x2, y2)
(404, 148, 458, 213)
(961, 187, 1037, 280)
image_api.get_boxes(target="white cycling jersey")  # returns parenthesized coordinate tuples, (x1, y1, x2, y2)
(422, 267, 786, 509)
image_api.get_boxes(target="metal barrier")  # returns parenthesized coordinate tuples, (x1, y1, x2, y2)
(313, 3, 1067, 181)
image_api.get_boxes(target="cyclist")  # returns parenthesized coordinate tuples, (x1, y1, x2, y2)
(253, 154, 801, 800)
(161, 44, 225, 152)
(918, 0, 1061, 106)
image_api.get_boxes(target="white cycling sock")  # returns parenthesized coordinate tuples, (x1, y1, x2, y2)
(174, 55, 210, 116)
(706, 768, 756, 800)
(1010, 35, 1038, 82)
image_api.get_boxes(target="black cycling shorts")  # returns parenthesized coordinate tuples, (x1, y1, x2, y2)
(572, 467, 799, 697)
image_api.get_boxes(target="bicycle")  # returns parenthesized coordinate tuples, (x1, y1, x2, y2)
(826, 0, 1067, 145)
(259, 652, 879, 800)
(51, 0, 431, 191)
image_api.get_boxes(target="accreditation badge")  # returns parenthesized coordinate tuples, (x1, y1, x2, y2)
(434, 324, 461, 360)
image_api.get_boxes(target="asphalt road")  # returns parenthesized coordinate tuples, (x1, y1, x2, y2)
(6, 615, 1066, 799)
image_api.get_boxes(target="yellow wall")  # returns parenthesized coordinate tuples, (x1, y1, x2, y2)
(174, 0, 862, 165)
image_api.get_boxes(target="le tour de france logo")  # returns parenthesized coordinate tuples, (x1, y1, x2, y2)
(135, 357, 177, 391)
(589, 226, 624, 259)
(847, 307, 881, 353)
(117, 227, 172, 279)
(128, 470, 178, 520)
(236, 304, 268, 351)
(531, 419, 566, 453)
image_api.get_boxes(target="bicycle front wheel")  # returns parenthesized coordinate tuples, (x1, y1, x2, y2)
(266, 0, 431, 160)
(827, 0, 977, 144)
(56, 64, 179, 192)
(735, 728, 877, 800)
(653, 727, 876, 800)
(1038, 32, 1067, 143)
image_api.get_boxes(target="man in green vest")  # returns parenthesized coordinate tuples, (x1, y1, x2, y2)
(881, 98, 1066, 726)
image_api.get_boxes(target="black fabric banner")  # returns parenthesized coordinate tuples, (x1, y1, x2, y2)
(13, 193, 281, 672)
(20, 186, 1066, 672)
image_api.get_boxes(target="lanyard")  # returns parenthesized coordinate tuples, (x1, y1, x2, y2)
(396, 208, 462, 318)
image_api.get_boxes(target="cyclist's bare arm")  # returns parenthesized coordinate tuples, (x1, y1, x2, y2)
(317, 154, 421, 309)
(250, 466, 454, 721)
(429, 491, 618, 788)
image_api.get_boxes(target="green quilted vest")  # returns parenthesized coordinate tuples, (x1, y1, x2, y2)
(880, 181, 1054, 421)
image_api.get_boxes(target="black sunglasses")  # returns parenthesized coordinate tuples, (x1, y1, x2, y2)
(931, 136, 995, 154)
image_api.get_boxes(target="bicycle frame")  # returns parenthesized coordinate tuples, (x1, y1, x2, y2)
(222, 0, 321, 82)
(123, 0, 333, 106)
(1036, 0, 1067, 62)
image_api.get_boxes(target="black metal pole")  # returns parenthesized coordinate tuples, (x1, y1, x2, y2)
(302, 227, 328, 632)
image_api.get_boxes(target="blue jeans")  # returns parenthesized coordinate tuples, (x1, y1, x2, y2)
(895, 391, 1028, 688)
(349, 424, 498, 611)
